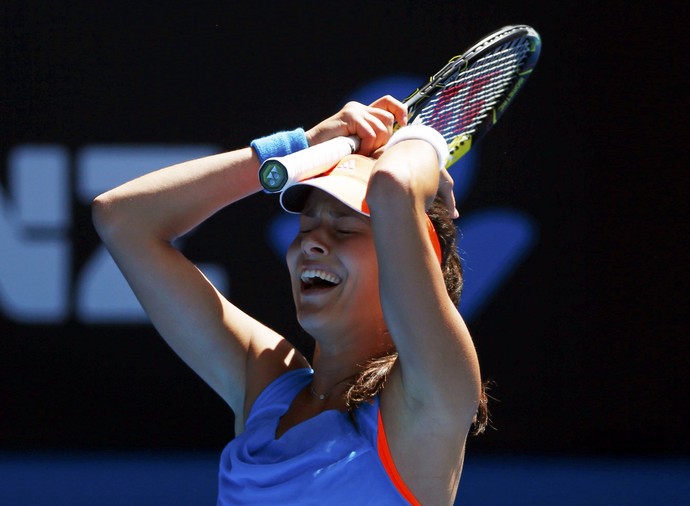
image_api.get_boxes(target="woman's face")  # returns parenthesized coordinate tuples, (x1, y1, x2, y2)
(286, 190, 383, 336)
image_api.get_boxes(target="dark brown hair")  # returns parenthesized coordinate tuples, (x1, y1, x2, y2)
(345, 197, 489, 435)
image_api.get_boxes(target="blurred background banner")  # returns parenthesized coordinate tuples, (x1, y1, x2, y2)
(1, 1, 687, 504)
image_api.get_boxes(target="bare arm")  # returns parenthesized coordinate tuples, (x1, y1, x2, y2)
(366, 138, 482, 503)
(367, 140, 481, 414)
(91, 96, 407, 429)
(92, 148, 305, 428)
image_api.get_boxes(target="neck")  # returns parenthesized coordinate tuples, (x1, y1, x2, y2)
(309, 333, 394, 399)
(309, 373, 356, 401)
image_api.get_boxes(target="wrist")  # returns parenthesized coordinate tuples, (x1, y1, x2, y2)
(250, 128, 309, 164)
(384, 125, 449, 170)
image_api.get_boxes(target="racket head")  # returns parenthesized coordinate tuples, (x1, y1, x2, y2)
(404, 25, 541, 168)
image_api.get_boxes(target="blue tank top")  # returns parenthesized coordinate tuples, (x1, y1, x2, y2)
(217, 368, 415, 505)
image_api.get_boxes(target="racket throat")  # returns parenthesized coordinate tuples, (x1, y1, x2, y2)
(448, 135, 472, 167)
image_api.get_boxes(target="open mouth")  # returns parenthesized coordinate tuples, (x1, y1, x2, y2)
(300, 269, 342, 290)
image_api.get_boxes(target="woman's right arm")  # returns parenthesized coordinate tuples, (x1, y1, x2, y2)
(92, 147, 305, 428)
(91, 96, 406, 428)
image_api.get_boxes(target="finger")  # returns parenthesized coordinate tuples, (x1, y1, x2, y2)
(353, 119, 383, 155)
(368, 107, 396, 135)
(439, 169, 459, 219)
(369, 95, 408, 126)
(351, 112, 391, 156)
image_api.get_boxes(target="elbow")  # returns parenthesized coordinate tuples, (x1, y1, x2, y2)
(366, 150, 437, 216)
(366, 139, 439, 211)
(91, 191, 124, 245)
(365, 166, 417, 215)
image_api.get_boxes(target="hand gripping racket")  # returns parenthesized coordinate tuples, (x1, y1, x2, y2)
(258, 24, 541, 193)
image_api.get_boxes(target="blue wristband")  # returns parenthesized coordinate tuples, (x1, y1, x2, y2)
(250, 128, 309, 164)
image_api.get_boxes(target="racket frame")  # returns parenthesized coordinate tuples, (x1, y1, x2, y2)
(258, 24, 541, 192)
(403, 25, 541, 168)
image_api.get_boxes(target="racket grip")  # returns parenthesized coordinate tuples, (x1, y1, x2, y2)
(258, 136, 360, 193)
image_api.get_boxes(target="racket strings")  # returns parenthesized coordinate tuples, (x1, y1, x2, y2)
(417, 39, 532, 141)
(435, 52, 524, 132)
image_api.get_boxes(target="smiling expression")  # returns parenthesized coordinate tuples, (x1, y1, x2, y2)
(285, 190, 385, 338)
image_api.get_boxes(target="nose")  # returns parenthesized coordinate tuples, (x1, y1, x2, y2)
(301, 229, 329, 256)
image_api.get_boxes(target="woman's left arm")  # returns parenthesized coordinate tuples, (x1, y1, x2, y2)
(365, 138, 482, 425)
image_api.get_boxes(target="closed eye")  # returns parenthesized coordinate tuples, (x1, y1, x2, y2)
(298, 216, 317, 234)
(333, 216, 367, 233)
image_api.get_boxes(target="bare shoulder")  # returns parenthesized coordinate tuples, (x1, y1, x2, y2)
(234, 324, 310, 433)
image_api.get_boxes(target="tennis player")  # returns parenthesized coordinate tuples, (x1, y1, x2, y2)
(92, 95, 487, 505)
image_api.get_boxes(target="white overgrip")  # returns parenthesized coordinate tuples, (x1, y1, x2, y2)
(282, 135, 359, 185)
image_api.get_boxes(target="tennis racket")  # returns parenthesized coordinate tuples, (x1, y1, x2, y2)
(258, 24, 541, 193)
